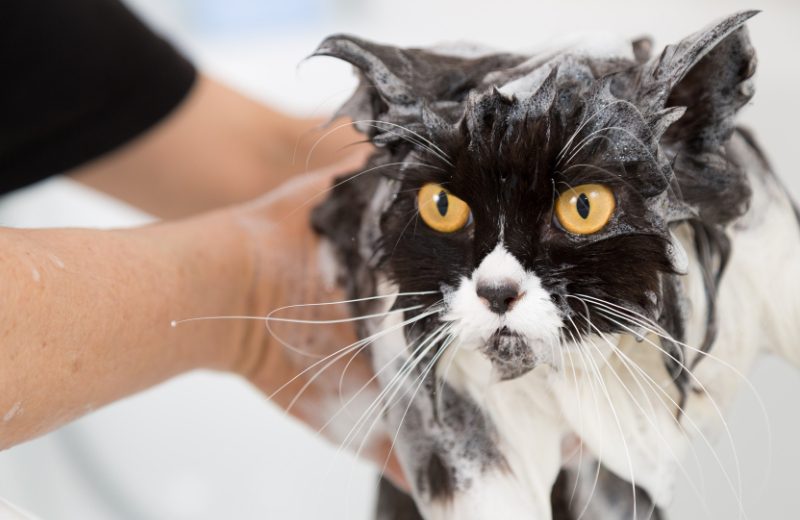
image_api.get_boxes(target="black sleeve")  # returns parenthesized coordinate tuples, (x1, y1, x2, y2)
(0, 0, 197, 194)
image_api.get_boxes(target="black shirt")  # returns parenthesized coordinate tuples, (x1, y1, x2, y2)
(0, 0, 197, 194)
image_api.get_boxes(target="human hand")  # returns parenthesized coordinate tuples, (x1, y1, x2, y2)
(70, 75, 368, 218)
(227, 149, 408, 490)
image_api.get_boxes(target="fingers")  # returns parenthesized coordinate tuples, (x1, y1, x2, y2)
(240, 144, 370, 219)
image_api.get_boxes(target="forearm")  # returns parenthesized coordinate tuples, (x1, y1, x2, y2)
(69, 75, 365, 219)
(0, 211, 251, 449)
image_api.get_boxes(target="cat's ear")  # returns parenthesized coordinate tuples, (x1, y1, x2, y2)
(638, 10, 758, 150)
(312, 35, 521, 139)
(313, 34, 416, 123)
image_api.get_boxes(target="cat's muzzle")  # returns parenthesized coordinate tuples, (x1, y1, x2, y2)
(482, 327, 538, 381)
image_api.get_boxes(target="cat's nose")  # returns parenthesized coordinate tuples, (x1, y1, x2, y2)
(476, 282, 521, 314)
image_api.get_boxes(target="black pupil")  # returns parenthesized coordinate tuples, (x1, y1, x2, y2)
(436, 191, 449, 217)
(576, 193, 591, 219)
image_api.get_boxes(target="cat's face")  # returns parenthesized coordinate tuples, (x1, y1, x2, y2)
(313, 11, 754, 383)
(377, 84, 678, 379)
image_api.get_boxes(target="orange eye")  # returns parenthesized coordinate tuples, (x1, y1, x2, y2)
(418, 183, 471, 233)
(555, 183, 615, 235)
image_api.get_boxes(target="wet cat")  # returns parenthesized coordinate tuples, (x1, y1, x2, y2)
(311, 10, 800, 519)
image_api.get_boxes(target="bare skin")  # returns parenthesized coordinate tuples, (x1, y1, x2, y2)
(0, 75, 406, 487)
(70, 75, 368, 218)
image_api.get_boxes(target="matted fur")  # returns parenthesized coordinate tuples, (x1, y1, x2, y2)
(311, 10, 799, 520)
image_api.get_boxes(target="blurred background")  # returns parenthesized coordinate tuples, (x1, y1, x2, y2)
(0, 0, 798, 518)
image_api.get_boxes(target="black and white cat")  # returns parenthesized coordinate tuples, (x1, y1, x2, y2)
(311, 11, 800, 519)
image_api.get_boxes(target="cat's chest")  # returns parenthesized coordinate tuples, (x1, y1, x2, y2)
(444, 343, 681, 505)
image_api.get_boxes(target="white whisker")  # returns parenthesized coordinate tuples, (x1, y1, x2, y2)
(280, 160, 446, 222)
(565, 315, 607, 520)
(337, 323, 448, 457)
(568, 310, 639, 520)
(266, 308, 440, 406)
(556, 99, 640, 164)
(588, 308, 747, 518)
(571, 294, 751, 519)
(356, 119, 454, 166)
(577, 291, 772, 489)
(579, 315, 713, 517)
(374, 330, 455, 489)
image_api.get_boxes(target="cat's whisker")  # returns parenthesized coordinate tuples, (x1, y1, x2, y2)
(323, 325, 433, 443)
(356, 119, 454, 166)
(578, 314, 714, 517)
(280, 161, 446, 222)
(556, 163, 652, 201)
(267, 308, 441, 409)
(331, 328, 437, 511)
(572, 293, 749, 519)
(386, 203, 427, 259)
(566, 327, 615, 520)
(336, 323, 448, 457)
(268, 290, 438, 311)
(595, 329, 715, 518)
(305, 118, 454, 169)
(264, 304, 426, 359)
(338, 324, 451, 494)
(577, 293, 770, 418)
(286, 310, 446, 418)
(289, 84, 373, 167)
(584, 306, 748, 519)
(169, 303, 422, 359)
(373, 330, 456, 494)
(556, 98, 641, 164)
(576, 334, 639, 520)
(576, 291, 773, 482)
(336, 299, 444, 407)
(435, 333, 462, 417)
(558, 97, 660, 171)
(560, 125, 659, 176)
(566, 314, 618, 520)
(303, 120, 375, 172)
(560, 328, 590, 508)
(267, 305, 424, 326)
(367, 325, 452, 433)
(570, 307, 640, 520)
(327, 333, 418, 438)
(170, 290, 433, 327)
(263, 290, 438, 359)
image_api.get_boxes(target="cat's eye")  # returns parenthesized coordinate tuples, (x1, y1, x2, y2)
(555, 183, 615, 235)
(417, 183, 471, 233)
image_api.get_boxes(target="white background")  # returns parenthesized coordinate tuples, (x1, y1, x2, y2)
(0, 0, 798, 518)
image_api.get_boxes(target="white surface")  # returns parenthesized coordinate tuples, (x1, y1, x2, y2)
(0, 1, 798, 519)
(0, 497, 40, 520)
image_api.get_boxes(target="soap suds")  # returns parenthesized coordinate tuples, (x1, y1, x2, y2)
(48, 254, 65, 269)
(3, 402, 22, 423)
(31, 267, 40, 283)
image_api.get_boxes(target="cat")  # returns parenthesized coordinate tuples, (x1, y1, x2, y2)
(310, 10, 800, 520)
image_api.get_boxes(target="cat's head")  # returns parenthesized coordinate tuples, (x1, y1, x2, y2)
(312, 11, 756, 381)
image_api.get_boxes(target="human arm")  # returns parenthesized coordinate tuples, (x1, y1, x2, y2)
(0, 154, 409, 485)
(69, 74, 365, 218)
(0, 156, 355, 448)
(2, 0, 363, 218)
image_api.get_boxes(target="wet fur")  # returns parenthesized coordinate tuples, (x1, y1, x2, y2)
(311, 11, 800, 520)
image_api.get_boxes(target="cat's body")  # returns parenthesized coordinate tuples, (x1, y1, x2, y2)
(311, 11, 800, 519)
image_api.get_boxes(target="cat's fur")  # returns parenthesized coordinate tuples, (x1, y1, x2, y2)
(311, 11, 800, 519)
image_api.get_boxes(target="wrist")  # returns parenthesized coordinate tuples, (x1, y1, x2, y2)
(135, 209, 257, 374)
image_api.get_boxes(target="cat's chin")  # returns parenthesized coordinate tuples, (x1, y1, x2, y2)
(481, 327, 552, 381)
